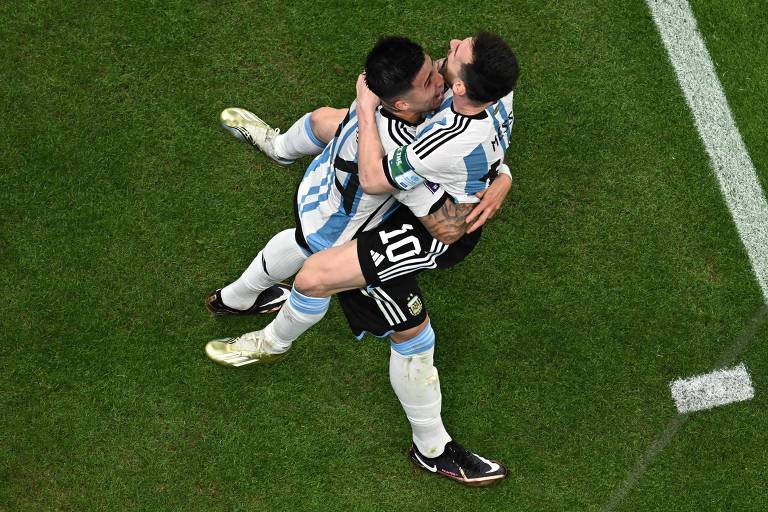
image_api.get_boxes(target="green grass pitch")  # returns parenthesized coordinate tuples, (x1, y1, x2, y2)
(2, 1, 767, 510)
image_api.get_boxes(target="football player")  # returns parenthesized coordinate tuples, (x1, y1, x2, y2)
(206, 34, 518, 486)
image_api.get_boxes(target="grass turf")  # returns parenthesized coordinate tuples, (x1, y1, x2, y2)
(2, 0, 766, 510)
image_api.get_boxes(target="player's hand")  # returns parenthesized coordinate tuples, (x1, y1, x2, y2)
(466, 173, 512, 233)
(356, 73, 381, 112)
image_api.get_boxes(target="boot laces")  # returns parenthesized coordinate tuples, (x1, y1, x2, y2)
(447, 442, 487, 473)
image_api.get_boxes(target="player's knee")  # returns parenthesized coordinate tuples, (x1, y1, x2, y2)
(309, 107, 328, 127)
(390, 316, 431, 344)
(310, 107, 347, 144)
(293, 261, 331, 298)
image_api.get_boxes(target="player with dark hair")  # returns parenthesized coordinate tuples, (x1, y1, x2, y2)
(447, 32, 519, 104)
(206, 33, 518, 486)
(363, 36, 427, 102)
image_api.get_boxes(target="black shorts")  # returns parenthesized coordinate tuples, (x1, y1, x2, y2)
(338, 206, 481, 338)
(337, 277, 427, 338)
(356, 206, 481, 287)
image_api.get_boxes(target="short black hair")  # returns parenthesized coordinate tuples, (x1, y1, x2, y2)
(364, 36, 425, 102)
(462, 32, 519, 104)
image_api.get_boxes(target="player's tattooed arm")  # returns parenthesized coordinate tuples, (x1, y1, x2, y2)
(418, 201, 475, 245)
(416, 170, 512, 243)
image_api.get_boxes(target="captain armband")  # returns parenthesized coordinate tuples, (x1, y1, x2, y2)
(385, 146, 424, 190)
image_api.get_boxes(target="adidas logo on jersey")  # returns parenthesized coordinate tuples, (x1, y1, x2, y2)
(370, 250, 385, 267)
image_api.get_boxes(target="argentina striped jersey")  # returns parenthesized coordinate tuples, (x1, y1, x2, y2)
(383, 88, 515, 203)
(296, 103, 447, 254)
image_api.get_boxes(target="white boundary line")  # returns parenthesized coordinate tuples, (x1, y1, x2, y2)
(647, 0, 768, 304)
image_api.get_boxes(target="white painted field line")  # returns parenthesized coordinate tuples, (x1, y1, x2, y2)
(670, 363, 754, 413)
(647, 0, 768, 305)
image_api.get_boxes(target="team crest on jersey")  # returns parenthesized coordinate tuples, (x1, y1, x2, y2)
(407, 294, 423, 316)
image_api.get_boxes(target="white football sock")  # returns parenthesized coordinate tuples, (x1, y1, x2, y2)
(389, 323, 451, 458)
(221, 229, 307, 310)
(263, 288, 330, 352)
(272, 113, 325, 162)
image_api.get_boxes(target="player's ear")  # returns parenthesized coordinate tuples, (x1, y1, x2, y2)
(392, 98, 409, 112)
(452, 80, 466, 97)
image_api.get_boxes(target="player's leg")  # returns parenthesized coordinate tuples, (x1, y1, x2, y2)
(388, 316, 452, 457)
(226, 239, 361, 354)
(216, 240, 361, 353)
(241, 208, 467, 352)
(392, 320, 507, 486)
(203, 238, 399, 366)
(294, 240, 367, 296)
(337, 280, 507, 486)
(204, 228, 310, 365)
(308, 107, 348, 146)
(219, 106, 347, 164)
(204, 242, 349, 366)
(291, 205, 478, 299)
(203, 235, 334, 365)
(205, 208, 477, 364)
(334, 279, 451, 458)
(206, 229, 307, 314)
(271, 107, 348, 162)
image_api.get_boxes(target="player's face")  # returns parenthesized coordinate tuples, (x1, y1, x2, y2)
(443, 37, 474, 87)
(401, 54, 445, 113)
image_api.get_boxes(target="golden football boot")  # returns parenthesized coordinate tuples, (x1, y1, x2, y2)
(219, 107, 294, 165)
(205, 330, 289, 367)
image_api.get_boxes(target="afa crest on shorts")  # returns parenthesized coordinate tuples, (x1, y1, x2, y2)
(407, 294, 423, 316)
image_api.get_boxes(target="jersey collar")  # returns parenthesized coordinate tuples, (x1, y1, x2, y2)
(378, 106, 421, 127)
(450, 102, 489, 119)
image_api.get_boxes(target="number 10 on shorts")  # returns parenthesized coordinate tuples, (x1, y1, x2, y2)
(379, 224, 422, 263)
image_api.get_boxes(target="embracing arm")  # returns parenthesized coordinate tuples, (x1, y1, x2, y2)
(417, 200, 475, 245)
(465, 168, 512, 233)
(413, 167, 513, 243)
(355, 74, 396, 194)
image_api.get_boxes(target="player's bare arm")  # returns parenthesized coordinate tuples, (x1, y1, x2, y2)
(355, 74, 397, 194)
(418, 200, 474, 245)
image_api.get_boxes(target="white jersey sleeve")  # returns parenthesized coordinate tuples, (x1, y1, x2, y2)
(391, 180, 449, 218)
